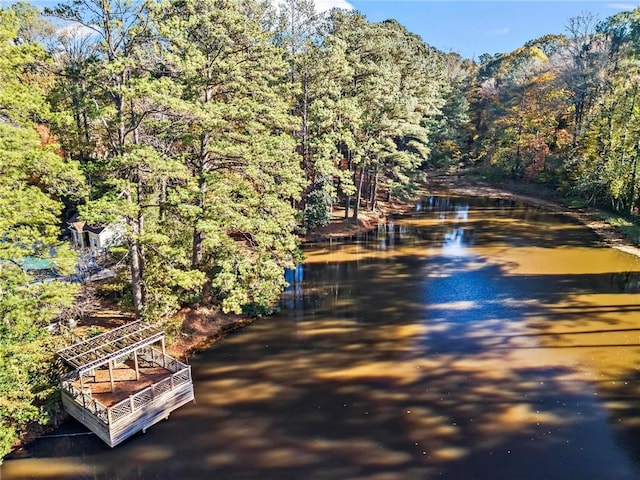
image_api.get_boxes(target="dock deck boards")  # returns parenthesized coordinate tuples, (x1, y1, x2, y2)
(72, 362, 171, 407)
(57, 324, 195, 447)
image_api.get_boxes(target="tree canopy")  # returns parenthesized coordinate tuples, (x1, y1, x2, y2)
(464, 9, 640, 214)
(0, 3, 84, 459)
(3, 0, 640, 460)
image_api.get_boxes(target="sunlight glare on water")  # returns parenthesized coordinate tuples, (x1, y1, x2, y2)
(3, 195, 639, 480)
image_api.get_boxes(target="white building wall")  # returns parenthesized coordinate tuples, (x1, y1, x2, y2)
(69, 222, 124, 252)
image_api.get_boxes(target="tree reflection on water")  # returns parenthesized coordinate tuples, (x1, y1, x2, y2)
(3, 196, 639, 480)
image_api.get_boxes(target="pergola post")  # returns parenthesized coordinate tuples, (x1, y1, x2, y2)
(80, 373, 86, 408)
(133, 349, 140, 381)
(108, 360, 115, 393)
(56, 321, 195, 448)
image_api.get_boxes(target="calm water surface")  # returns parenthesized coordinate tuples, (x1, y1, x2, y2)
(3, 195, 640, 479)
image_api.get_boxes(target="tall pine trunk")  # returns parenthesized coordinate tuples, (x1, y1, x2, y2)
(128, 179, 146, 318)
(129, 237, 145, 317)
(192, 163, 207, 269)
(344, 150, 352, 219)
(629, 141, 640, 215)
(353, 166, 365, 220)
(369, 171, 378, 211)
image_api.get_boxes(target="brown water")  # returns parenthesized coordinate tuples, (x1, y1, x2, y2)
(3, 195, 640, 480)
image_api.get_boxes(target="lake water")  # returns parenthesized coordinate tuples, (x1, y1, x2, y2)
(3, 195, 639, 479)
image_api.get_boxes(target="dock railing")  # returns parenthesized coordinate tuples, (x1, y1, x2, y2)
(106, 364, 192, 425)
(60, 351, 192, 427)
(61, 372, 109, 422)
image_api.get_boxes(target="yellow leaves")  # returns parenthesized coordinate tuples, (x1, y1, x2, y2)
(536, 71, 556, 84)
(529, 45, 548, 63)
(497, 44, 551, 84)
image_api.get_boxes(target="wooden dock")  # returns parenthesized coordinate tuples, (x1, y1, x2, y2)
(57, 322, 195, 447)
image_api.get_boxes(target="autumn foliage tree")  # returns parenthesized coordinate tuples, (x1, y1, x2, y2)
(466, 8, 640, 215)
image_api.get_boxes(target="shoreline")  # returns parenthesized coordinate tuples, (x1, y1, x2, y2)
(10, 172, 640, 457)
(306, 172, 640, 258)
(423, 173, 640, 258)
(87, 172, 640, 394)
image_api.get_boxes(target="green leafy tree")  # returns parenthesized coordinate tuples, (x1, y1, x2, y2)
(425, 52, 473, 169)
(562, 13, 606, 146)
(571, 8, 640, 212)
(275, 2, 358, 226)
(0, 4, 84, 460)
(468, 36, 573, 182)
(47, 0, 200, 319)
(152, 0, 305, 313)
(329, 13, 448, 217)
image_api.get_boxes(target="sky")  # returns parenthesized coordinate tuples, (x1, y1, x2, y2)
(327, 0, 640, 59)
(16, 0, 640, 59)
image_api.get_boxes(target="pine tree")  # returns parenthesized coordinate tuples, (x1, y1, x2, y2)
(47, 0, 196, 319)
(329, 13, 448, 217)
(152, 0, 305, 313)
(0, 4, 85, 459)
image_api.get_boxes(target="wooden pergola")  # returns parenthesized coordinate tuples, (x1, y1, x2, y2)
(58, 321, 165, 393)
(57, 321, 194, 447)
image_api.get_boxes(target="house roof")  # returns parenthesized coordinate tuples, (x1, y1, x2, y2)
(57, 321, 164, 374)
(67, 213, 106, 234)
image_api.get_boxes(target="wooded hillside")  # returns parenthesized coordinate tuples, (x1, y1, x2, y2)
(1, 0, 639, 459)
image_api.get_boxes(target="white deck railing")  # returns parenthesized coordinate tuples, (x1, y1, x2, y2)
(61, 353, 192, 427)
(107, 366, 192, 425)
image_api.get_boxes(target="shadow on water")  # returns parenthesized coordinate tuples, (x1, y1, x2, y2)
(3, 196, 640, 480)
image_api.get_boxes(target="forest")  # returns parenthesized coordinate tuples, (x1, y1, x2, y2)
(1, 0, 640, 459)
